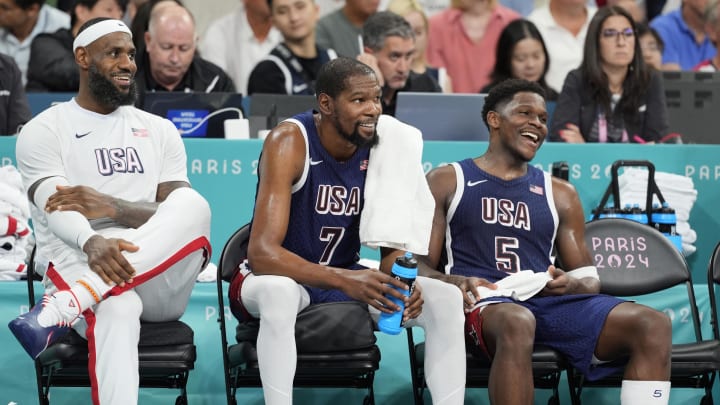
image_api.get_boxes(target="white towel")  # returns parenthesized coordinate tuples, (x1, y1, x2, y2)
(359, 115, 434, 255)
(468, 270, 552, 311)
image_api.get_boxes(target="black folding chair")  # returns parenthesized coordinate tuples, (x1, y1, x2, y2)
(406, 327, 574, 405)
(217, 224, 381, 405)
(24, 248, 196, 405)
(573, 218, 720, 404)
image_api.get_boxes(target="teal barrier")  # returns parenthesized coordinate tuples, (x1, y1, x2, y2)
(0, 138, 718, 281)
(0, 281, 717, 404)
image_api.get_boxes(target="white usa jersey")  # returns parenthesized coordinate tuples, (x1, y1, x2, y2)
(16, 98, 188, 265)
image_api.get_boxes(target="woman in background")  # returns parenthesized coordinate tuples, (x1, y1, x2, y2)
(636, 23, 664, 70)
(480, 19, 557, 100)
(550, 5, 669, 143)
(387, 0, 452, 92)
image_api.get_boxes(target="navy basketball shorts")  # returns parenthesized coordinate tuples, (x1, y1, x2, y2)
(465, 294, 626, 381)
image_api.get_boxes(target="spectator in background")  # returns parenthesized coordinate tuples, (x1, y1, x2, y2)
(387, 0, 452, 91)
(637, 22, 665, 69)
(694, 0, 720, 71)
(650, 0, 716, 70)
(134, 2, 235, 105)
(0, 0, 70, 85)
(316, 0, 379, 57)
(129, 0, 180, 51)
(199, 0, 281, 94)
(528, 0, 597, 93)
(427, 0, 519, 93)
(609, 0, 647, 22)
(0, 52, 30, 134)
(357, 11, 440, 116)
(550, 5, 669, 143)
(248, 0, 336, 95)
(481, 19, 559, 101)
(26, 0, 128, 92)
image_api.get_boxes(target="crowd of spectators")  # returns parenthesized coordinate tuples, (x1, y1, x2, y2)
(1, 0, 718, 141)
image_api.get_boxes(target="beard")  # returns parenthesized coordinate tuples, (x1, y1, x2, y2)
(88, 63, 137, 109)
(335, 119, 379, 148)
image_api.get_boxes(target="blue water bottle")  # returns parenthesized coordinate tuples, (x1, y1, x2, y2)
(377, 252, 417, 335)
(652, 202, 682, 251)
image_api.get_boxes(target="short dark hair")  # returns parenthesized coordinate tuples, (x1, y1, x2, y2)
(362, 11, 414, 51)
(71, 0, 129, 27)
(14, 0, 45, 9)
(481, 79, 545, 128)
(315, 57, 376, 99)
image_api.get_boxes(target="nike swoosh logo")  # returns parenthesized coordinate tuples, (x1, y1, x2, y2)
(467, 180, 488, 187)
(75, 131, 91, 138)
(293, 84, 308, 93)
(310, 159, 323, 166)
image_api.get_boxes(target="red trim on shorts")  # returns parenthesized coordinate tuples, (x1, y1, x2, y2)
(228, 266, 256, 321)
(85, 309, 100, 405)
(106, 236, 211, 297)
(465, 306, 492, 359)
(47, 263, 70, 290)
(6, 216, 16, 235)
(47, 264, 100, 404)
(16, 263, 25, 273)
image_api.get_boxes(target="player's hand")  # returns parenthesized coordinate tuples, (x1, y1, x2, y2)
(558, 123, 585, 143)
(403, 280, 423, 321)
(45, 185, 116, 219)
(445, 274, 497, 311)
(356, 53, 385, 87)
(339, 269, 408, 313)
(541, 265, 576, 296)
(83, 235, 139, 286)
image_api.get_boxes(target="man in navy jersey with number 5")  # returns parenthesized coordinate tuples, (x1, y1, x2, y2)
(228, 57, 466, 405)
(420, 79, 672, 405)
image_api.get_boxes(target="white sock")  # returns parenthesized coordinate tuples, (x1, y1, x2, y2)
(621, 380, 671, 405)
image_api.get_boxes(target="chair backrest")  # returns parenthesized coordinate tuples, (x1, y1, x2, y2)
(218, 223, 251, 283)
(584, 218, 690, 295)
(707, 241, 720, 340)
(584, 218, 702, 341)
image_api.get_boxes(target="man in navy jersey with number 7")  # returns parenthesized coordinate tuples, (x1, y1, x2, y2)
(420, 79, 672, 405)
(228, 56, 466, 405)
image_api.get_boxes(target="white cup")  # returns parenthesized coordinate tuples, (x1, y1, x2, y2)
(224, 118, 250, 140)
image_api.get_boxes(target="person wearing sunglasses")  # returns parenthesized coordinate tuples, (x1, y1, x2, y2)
(549, 5, 670, 143)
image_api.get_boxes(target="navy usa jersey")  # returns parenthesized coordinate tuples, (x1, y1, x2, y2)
(442, 159, 559, 282)
(277, 110, 370, 268)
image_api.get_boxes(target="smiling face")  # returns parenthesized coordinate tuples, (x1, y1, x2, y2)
(490, 91, 548, 162)
(86, 31, 137, 108)
(599, 15, 636, 70)
(326, 73, 382, 147)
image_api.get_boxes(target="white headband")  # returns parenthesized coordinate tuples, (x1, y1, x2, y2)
(73, 19, 132, 52)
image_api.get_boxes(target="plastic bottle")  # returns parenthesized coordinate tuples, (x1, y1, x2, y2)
(377, 252, 417, 335)
(628, 203, 648, 224)
(652, 202, 682, 251)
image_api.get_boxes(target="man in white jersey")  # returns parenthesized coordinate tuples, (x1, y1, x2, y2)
(8, 17, 211, 405)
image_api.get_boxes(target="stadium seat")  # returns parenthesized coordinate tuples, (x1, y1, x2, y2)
(572, 218, 720, 404)
(22, 248, 196, 405)
(216, 224, 381, 405)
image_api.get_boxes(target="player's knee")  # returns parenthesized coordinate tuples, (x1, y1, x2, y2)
(636, 307, 672, 352)
(166, 187, 211, 229)
(418, 276, 464, 315)
(100, 293, 143, 321)
(250, 276, 302, 323)
(494, 307, 536, 347)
